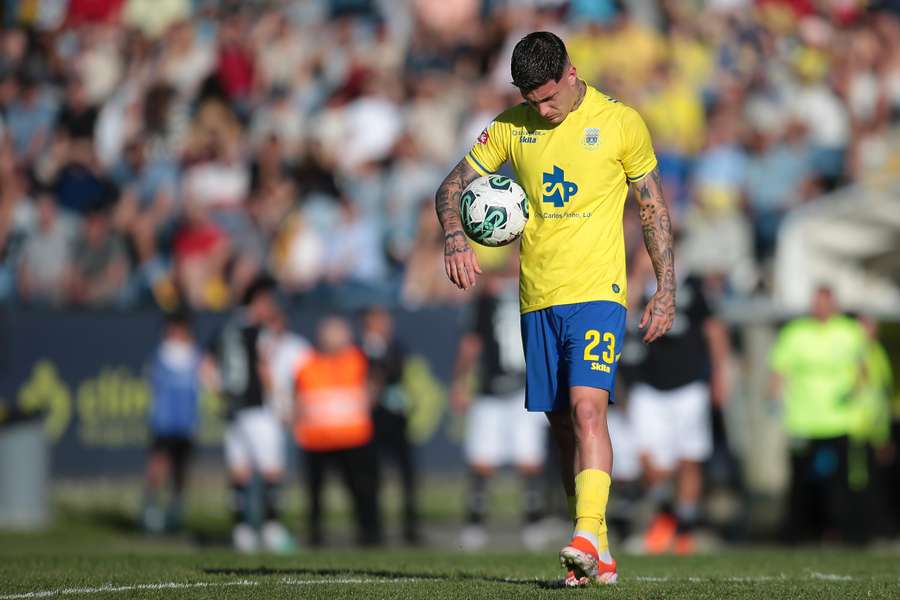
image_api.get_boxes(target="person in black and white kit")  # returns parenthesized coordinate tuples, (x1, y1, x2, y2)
(622, 252, 731, 554)
(207, 275, 293, 553)
(450, 263, 548, 551)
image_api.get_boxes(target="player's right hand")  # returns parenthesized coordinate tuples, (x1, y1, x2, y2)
(444, 230, 482, 290)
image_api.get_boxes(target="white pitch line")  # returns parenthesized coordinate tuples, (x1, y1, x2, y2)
(0, 580, 258, 600)
(0, 578, 437, 600)
(810, 572, 854, 581)
(0, 573, 861, 598)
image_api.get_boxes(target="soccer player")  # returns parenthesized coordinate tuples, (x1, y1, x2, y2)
(207, 275, 294, 553)
(435, 32, 675, 585)
(625, 254, 731, 554)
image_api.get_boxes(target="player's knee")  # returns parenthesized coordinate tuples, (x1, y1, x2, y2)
(571, 397, 607, 431)
(229, 466, 252, 484)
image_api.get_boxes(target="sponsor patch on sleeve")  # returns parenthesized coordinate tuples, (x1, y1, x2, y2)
(477, 128, 489, 144)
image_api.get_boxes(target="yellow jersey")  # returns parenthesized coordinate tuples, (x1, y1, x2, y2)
(466, 84, 657, 313)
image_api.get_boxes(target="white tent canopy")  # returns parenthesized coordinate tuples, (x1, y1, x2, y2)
(774, 174, 900, 316)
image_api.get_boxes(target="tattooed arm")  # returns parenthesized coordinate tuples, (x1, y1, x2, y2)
(436, 158, 482, 290)
(630, 167, 676, 343)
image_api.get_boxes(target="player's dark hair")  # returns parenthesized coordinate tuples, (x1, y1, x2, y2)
(241, 274, 277, 306)
(511, 31, 569, 93)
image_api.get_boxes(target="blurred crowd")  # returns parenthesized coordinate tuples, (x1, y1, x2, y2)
(0, 0, 899, 311)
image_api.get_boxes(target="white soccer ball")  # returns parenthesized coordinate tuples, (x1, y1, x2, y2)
(459, 175, 529, 247)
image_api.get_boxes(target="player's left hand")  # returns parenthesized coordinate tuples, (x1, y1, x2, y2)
(639, 290, 675, 343)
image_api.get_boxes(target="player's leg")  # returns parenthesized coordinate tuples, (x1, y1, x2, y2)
(605, 405, 642, 545)
(558, 301, 627, 585)
(141, 437, 171, 533)
(249, 407, 294, 552)
(510, 391, 547, 550)
(547, 412, 577, 513)
(304, 450, 327, 546)
(166, 437, 192, 532)
(224, 411, 257, 552)
(569, 385, 614, 551)
(338, 444, 383, 546)
(672, 381, 713, 554)
(522, 307, 594, 585)
(630, 383, 678, 553)
(461, 396, 504, 550)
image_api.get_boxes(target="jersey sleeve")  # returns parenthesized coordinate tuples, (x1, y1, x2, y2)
(619, 106, 658, 182)
(465, 117, 511, 176)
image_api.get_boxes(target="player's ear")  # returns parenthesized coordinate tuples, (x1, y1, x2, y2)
(565, 63, 578, 85)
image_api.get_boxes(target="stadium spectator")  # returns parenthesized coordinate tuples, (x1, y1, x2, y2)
(622, 251, 732, 555)
(17, 187, 71, 305)
(769, 285, 871, 544)
(207, 275, 294, 553)
(362, 305, 420, 544)
(141, 309, 202, 534)
(55, 75, 98, 142)
(64, 201, 129, 307)
(294, 315, 382, 546)
(450, 265, 548, 551)
(743, 122, 812, 260)
(172, 199, 230, 310)
(0, 1, 894, 311)
(5, 72, 55, 162)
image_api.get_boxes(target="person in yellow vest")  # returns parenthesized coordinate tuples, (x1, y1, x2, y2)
(769, 285, 869, 544)
(293, 316, 381, 546)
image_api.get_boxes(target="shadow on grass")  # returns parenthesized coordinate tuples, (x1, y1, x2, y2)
(203, 567, 567, 590)
(57, 504, 235, 546)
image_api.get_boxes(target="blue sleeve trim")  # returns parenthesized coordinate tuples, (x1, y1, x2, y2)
(626, 171, 650, 182)
(467, 152, 494, 175)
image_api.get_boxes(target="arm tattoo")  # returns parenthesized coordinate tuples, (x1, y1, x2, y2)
(632, 168, 676, 305)
(435, 159, 479, 236)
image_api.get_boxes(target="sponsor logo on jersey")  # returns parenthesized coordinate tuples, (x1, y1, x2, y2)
(591, 362, 611, 373)
(583, 127, 600, 150)
(519, 135, 537, 144)
(477, 128, 489, 144)
(542, 165, 578, 208)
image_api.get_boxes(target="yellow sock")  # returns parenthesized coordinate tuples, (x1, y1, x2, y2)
(566, 495, 577, 524)
(574, 469, 611, 551)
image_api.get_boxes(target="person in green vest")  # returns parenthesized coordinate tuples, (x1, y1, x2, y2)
(769, 285, 869, 544)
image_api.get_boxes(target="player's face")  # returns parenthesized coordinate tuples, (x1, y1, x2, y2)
(522, 65, 579, 124)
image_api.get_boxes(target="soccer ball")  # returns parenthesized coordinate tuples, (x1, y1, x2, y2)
(459, 175, 528, 247)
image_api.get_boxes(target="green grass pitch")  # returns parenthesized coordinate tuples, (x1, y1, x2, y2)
(2, 477, 899, 599)
(3, 529, 900, 599)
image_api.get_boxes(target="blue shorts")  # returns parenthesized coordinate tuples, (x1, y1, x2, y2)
(521, 300, 627, 413)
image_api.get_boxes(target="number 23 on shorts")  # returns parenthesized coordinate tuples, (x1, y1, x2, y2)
(583, 329, 616, 364)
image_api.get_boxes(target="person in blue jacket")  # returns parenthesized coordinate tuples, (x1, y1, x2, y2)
(141, 309, 203, 533)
